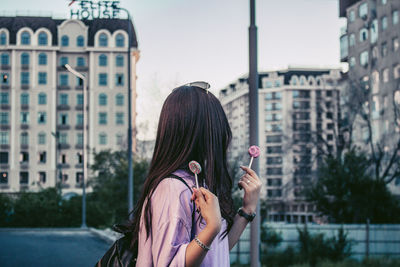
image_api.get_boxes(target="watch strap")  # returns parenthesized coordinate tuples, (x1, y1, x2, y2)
(238, 207, 256, 222)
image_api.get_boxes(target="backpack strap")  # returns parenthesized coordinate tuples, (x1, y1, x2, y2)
(167, 174, 196, 240)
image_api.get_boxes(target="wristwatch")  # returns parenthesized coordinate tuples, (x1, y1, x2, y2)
(238, 207, 256, 222)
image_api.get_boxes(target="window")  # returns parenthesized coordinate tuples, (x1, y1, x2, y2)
(38, 32, 47, 46)
(359, 28, 368, 42)
(60, 133, 68, 145)
(0, 112, 9, 124)
(116, 112, 124, 125)
(1, 73, 8, 84)
(38, 53, 47, 65)
(76, 35, 84, 47)
(99, 133, 107, 145)
(372, 71, 379, 93)
(393, 37, 399, 52)
(20, 112, 29, 124)
(116, 134, 124, 145)
(77, 133, 83, 145)
(349, 10, 355, 22)
(59, 113, 68, 125)
(349, 57, 356, 68)
(383, 68, 389, 83)
(38, 132, 46, 144)
(0, 131, 9, 145)
(116, 94, 124, 106)
(77, 77, 83, 86)
(20, 93, 29, 105)
(59, 94, 69, 105)
(1, 53, 9, 65)
(99, 33, 108, 46)
(267, 157, 282, 164)
(59, 74, 69, 86)
(116, 34, 125, 47)
(38, 93, 47, 105)
(21, 31, 30, 45)
(267, 146, 282, 154)
(0, 92, 9, 104)
(99, 93, 107, 106)
(99, 112, 107, 125)
(381, 16, 388, 30)
(99, 73, 107, 86)
(358, 3, 368, 18)
(99, 54, 107, 66)
(38, 72, 47, 85)
(38, 151, 46, 163)
(77, 94, 83, 105)
(60, 56, 68, 66)
(76, 172, 83, 183)
(61, 35, 69, 46)
(394, 65, 400, 79)
(349, 34, 355, 46)
(39, 172, 46, 184)
(381, 0, 387, 4)
(20, 172, 29, 184)
(76, 113, 83, 125)
(360, 51, 369, 66)
(0, 152, 8, 164)
(381, 42, 388, 57)
(116, 55, 124, 66)
(370, 19, 378, 44)
(0, 32, 6, 45)
(21, 53, 29, 65)
(393, 10, 399, 25)
(116, 74, 124, 86)
(0, 172, 8, 184)
(77, 57, 85, 67)
(266, 135, 282, 143)
(267, 168, 282, 175)
(372, 46, 379, 59)
(38, 112, 46, 124)
(21, 72, 29, 85)
(20, 132, 29, 145)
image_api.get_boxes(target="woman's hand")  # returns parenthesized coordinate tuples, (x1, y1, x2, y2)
(191, 187, 222, 235)
(237, 166, 262, 214)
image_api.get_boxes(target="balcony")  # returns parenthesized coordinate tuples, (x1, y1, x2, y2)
(0, 124, 10, 130)
(21, 65, 29, 70)
(0, 65, 10, 70)
(21, 104, 29, 110)
(57, 66, 67, 71)
(59, 143, 71, 149)
(21, 84, 29, 90)
(0, 184, 10, 189)
(57, 85, 71, 90)
(58, 163, 70, 169)
(0, 164, 9, 169)
(75, 66, 88, 72)
(20, 124, 29, 130)
(57, 104, 70, 111)
(20, 144, 29, 149)
(75, 163, 83, 168)
(60, 183, 70, 189)
(57, 124, 70, 130)
(1, 84, 10, 90)
(75, 124, 83, 130)
(75, 105, 84, 111)
(0, 104, 10, 110)
(20, 162, 29, 169)
(19, 184, 29, 191)
(75, 85, 83, 90)
(0, 144, 9, 149)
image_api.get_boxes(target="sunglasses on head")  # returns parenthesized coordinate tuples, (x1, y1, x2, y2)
(184, 81, 211, 94)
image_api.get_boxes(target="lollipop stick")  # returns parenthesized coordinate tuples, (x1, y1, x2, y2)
(248, 157, 254, 169)
(195, 173, 199, 189)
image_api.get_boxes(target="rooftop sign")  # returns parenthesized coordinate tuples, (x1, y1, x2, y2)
(69, 0, 121, 20)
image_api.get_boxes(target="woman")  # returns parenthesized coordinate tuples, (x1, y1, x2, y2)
(131, 82, 262, 266)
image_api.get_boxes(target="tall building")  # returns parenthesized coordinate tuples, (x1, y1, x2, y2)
(339, 0, 400, 194)
(219, 67, 342, 223)
(0, 16, 139, 195)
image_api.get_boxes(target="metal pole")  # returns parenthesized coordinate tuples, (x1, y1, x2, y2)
(120, 7, 134, 219)
(64, 64, 87, 228)
(81, 76, 87, 229)
(249, 0, 260, 266)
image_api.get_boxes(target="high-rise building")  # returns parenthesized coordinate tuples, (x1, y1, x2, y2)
(339, 0, 400, 194)
(0, 16, 139, 195)
(219, 68, 342, 223)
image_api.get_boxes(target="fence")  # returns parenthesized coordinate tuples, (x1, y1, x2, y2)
(230, 223, 400, 264)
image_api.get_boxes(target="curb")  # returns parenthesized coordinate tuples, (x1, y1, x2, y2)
(88, 227, 122, 245)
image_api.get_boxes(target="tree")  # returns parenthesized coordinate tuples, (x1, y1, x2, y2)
(307, 149, 400, 223)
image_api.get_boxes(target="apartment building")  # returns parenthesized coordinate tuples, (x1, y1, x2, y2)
(0, 16, 139, 195)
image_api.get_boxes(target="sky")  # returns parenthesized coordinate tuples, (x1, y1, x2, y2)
(1, 0, 346, 140)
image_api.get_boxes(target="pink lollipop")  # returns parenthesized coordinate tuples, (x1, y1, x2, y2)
(189, 160, 201, 189)
(248, 145, 260, 169)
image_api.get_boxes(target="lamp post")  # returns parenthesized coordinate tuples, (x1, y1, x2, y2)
(249, 0, 260, 266)
(64, 63, 87, 229)
(118, 7, 135, 219)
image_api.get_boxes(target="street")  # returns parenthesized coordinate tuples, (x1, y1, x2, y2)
(0, 228, 111, 267)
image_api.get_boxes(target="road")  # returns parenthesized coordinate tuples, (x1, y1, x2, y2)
(0, 228, 111, 267)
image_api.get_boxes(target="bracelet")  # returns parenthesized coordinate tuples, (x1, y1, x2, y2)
(194, 235, 211, 251)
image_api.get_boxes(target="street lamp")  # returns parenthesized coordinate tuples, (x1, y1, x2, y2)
(64, 63, 87, 229)
(118, 7, 135, 219)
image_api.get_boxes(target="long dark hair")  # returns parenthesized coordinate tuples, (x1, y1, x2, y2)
(127, 84, 235, 253)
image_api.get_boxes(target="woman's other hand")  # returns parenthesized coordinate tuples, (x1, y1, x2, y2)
(191, 187, 222, 235)
(237, 166, 262, 214)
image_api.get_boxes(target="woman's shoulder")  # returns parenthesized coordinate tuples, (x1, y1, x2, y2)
(152, 176, 193, 202)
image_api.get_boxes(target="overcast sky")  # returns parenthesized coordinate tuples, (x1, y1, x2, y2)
(1, 0, 346, 139)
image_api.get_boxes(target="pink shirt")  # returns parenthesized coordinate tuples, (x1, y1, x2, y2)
(136, 169, 230, 267)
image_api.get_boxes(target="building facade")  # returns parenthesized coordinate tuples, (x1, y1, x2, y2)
(219, 68, 342, 223)
(339, 0, 400, 194)
(0, 16, 139, 195)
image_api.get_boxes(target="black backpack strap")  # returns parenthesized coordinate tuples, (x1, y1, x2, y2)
(167, 174, 196, 240)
